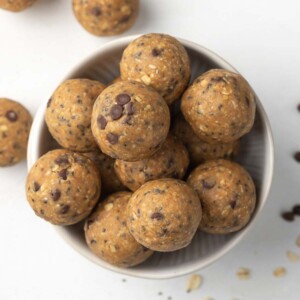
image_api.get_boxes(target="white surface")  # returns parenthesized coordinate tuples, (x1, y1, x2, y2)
(0, 0, 299, 299)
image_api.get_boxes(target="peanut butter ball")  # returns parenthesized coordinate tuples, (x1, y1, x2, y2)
(0, 0, 37, 12)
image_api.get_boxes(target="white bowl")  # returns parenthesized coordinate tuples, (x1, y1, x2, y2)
(27, 35, 274, 279)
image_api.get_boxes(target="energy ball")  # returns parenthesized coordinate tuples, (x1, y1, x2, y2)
(91, 81, 170, 161)
(172, 114, 240, 165)
(45, 79, 105, 152)
(83, 149, 126, 195)
(84, 191, 153, 267)
(187, 159, 256, 234)
(181, 69, 256, 143)
(114, 135, 189, 191)
(72, 0, 139, 36)
(26, 149, 101, 225)
(127, 179, 202, 252)
(0, 98, 32, 166)
(120, 33, 191, 105)
(0, 0, 36, 12)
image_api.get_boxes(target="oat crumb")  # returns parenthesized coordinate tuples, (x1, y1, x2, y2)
(104, 203, 114, 211)
(273, 267, 287, 277)
(286, 250, 300, 262)
(236, 267, 251, 280)
(186, 274, 203, 293)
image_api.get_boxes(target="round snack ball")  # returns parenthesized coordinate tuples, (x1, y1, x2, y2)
(83, 148, 126, 195)
(172, 114, 240, 165)
(181, 69, 256, 144)
(72, 0, 139, 36)
(91, 81, 170, 161)
(0, 98, 32, 166)
(45, 79, 105, 152)
(84, 191, 153, 267)
(120, 33, 191, 105)
(187, 159, 256, 234)
(26, 149, 101, 225)
(114, 135, 189, 191)
(0, 0, 36, 12)
(127, 179, 202, 252)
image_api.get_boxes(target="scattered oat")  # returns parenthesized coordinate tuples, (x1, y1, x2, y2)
(273, 267, 286, 277)
(148, 64, 157, 69)
(104, 203, 114, 211)
(236, 267, 251, 280)
(286, 250, 300, 262)
(186, 274, 203, 293)
(296, 236, 300, 247)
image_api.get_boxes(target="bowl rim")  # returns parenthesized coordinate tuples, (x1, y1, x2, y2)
(27, 34, 274, 279)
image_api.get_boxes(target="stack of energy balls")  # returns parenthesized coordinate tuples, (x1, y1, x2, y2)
(26, 33, 257, 268)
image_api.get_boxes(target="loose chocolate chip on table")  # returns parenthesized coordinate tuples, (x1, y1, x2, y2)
(151, 212, 164, 221)
(125, 102, 134, 115)
(97, 115, 107, 130)
(116, 93, 131, 105)
(293, 205, 300, 216)
(107, 133, 119, 144)
(281, 212, 295, 222)
(51, 189, 61, 201)
(110, 104, 123, 120)
(294, 151, 300, 163)
(152, 48, 161, 57)
(33, 181, 40, 192)
(58, 169, 68, 180)
(5, 110, 18, 122)
(59, 204, 70, 214)
(90, 6, 101, 16)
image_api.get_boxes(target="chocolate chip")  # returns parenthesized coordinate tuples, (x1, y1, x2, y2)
(5, 110, 18, 122)
(97, 115, 107, 130)
(294, 152, 300, 163)
(230, 200, 237, 209)
(86, 219, 94, 229)
(201, 179, 216, 189)
(110, 104, 123, 120)
(152, 48, 161, 57)
(74, 156, 87, 165)
(90, 239, 97, 244)
(281, 212, 294, 222)
(55, 154, 69, 165)
(59, 204, 70, 214)
(116, 93, 131, 105)
(151, 212, 164, 220)
(51, 189, 61, 201)
(123, 116, 133, 125)
(90, 6, 101, 16)
(47, 98, 52, 108)
(33, 181, 40, 192)
(120, 14, 130, 23)
(107, 133, 119, 144)
(125, 102, 134, 115)
(246, 97, 250, 107)
(58, 169, 68, 180)
(293, 205, 300, 216)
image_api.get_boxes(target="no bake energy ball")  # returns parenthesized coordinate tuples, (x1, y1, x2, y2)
(0, 0, 37, 12)
(91, 81, 170, 161)
(120, 33, 191, 105)
(181, 69, 256, 143)
(187, 159, 256, 234)
(0, 98, 32, 166)
(127, 179, 202, 252)
(26, 149, 101, 225)
(114, 135, 189, 191)
(45, 79, 105, 152)
(84, 191, 153, 267)
(72, 0, 139, 36)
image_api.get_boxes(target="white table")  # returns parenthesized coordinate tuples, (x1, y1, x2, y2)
(1, 1, 300, 299)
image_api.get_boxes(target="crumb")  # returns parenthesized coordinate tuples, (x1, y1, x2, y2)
(281, 212, 294, 222)
(186, 274, 203, 293)
(203, 297, 214, 300)
(294, 152, 300, 163)
(158, 292, 163, 296)
(236, 267, 251, 280)
(167, 297, 172, 300)
(273, 267, 287, 277)
(286, 250, 300, 262)
(122, 278, 127, 282)
(296, 236, 300, 247)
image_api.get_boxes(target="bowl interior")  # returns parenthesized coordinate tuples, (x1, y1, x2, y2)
(27, 36, 274, 279)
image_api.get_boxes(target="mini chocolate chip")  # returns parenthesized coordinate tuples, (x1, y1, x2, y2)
(51, 189, 61, 201)
(125, 102, 134, 115)
(97, 115, 107, 130)
(33, 182, 40, 192)
(59, 169, 68, 180)
(5, 110, 18, 122)
(55, 155, 69, 165)
(47, 98, 52, 108)
(116, 93, 131, 105)
(90, 239, 97, 244)
(292, 205, 300, 216)
(294, 152, 300, 163)
(90, 6, 101, 16)
(151, 212, 164, 220)
(86, 219, 94, 229)
(59, 204, 70, 214)
(75, 156, 86, 165)
(230, 200, 237, 209)
(107, 133, 119, 144)
(110, 104, 123, 120)
(281, 212, 294, 222)
(120, 14, 130, 23)
(201, 179, 215, 189)
(246, 97, 250, 107)
(152, 48, 161, 57)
